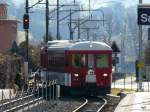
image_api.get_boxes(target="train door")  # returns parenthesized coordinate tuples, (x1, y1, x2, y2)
(87, 54, 94, 69)
(86, 54, 96, 83)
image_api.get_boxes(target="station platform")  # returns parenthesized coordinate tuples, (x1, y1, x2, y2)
(114, 92, 150, 112)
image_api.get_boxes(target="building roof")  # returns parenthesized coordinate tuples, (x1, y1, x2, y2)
(0, 18, 20, 23)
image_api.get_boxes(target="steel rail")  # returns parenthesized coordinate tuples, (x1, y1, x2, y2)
(72, 98, 88, 112)
(4, 97, 43, 112)
(97, 97, 107, 112)
(0, 94, 34, 108)
(72, 97, 107, 112)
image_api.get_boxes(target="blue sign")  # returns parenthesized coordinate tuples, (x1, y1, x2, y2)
(148, 28, 150, 40)
(138, 5, 150, 25)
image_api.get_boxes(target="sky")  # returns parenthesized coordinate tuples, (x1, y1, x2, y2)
(1, 0, 150, 40)
(7, 0, 150, 9)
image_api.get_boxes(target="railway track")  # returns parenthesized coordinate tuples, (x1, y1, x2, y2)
(0, 94, 44, 112)
(0, 91, 29, 105)
(72, 96, 107, 112)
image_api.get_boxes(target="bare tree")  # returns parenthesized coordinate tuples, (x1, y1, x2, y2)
(126, 7, 139, 57)
(105, 12, 114, 43)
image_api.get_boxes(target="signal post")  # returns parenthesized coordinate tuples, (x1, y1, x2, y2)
(137, 1, 150, 91)
(23, 0, 29, 81)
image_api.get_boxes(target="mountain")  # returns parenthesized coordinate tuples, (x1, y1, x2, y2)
(4, 0, 142, 73)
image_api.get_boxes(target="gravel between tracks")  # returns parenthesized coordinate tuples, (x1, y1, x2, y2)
(47, 97, 84, 112)
(101, 95, 120, 112)
(25, 97, 84, 112)
(3, 95, 120, 112)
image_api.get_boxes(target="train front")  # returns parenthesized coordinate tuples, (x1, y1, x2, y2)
(40, 40, 112, 96)
(66, 41, 112, 95)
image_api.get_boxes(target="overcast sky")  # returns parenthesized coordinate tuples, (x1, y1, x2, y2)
(7, 0, 150, 9)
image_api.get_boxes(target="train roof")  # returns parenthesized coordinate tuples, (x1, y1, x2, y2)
(46, 40, 112, 51)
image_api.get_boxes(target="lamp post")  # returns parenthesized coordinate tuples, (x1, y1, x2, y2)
(24, 0, 29, 83)
(45, 0, 49, 42)
(138, 0, 143, 91)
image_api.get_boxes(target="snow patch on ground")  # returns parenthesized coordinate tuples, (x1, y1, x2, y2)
(0, 89, 15, 100)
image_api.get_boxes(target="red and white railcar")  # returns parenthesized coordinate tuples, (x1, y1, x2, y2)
(40, 40, 112, 95)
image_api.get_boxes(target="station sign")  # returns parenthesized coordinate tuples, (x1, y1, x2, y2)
(148, 28, 150, 40)
(138, 4, 150, 25)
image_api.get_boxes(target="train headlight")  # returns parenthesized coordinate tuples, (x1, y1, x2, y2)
(103, 73, 108, 77)
(74, 74, 79, 77)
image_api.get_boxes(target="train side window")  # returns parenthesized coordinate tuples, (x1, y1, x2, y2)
(72, 54, 86, 68)
(96, 54, 109, 68)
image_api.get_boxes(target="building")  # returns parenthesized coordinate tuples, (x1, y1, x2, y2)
(0, 3, 19, 52)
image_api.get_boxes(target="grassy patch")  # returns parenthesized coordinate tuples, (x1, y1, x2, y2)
(111, 88, 136, 96)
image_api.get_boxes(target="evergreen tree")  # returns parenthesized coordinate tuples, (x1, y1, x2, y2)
(10, 41, 18, 53)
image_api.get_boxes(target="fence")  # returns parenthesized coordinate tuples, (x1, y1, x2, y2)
(35, 80, 59, 100)
(0, 80, 60, 112)
(112, 73, 150, 92)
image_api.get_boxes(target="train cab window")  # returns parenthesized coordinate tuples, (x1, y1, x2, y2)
(96, 54, 109, 68)
(72, 54, 86, 68)
(88, 54, 94, 68)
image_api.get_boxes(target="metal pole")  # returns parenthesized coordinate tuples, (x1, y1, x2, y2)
(78, 18, 80, 39)
(46, 0, 49, 42)
(131, 74, 133, 90)
(26, 0, 29, 15)
(42, 82, 44, 101)
(114, 77, 115, 88)
(87, 29, 90, 40)
(121, 33, 126, 75)
(25, 30, 29, 83)
(49, 81, 51, 101)
(57, 0, 60, 40)
(38, 84, 40, 98)
(124, 73, 125, 89)
(25, 0, 29, 83)
(2, 90, 3, 103)
(138, 0, 143, 91)
(89, 0, 91, 12)
(114, 53, 117, 73)
(114, 53, 117, 89)
(9, 89, 11, 99)
(70, 8, 73, 40)
(55, 80, 59, 102)
(46, 82, 48, 100)
(25, 0, 29, 62)
(148, 77, 150, 92)
(53, 81, 55, 101)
